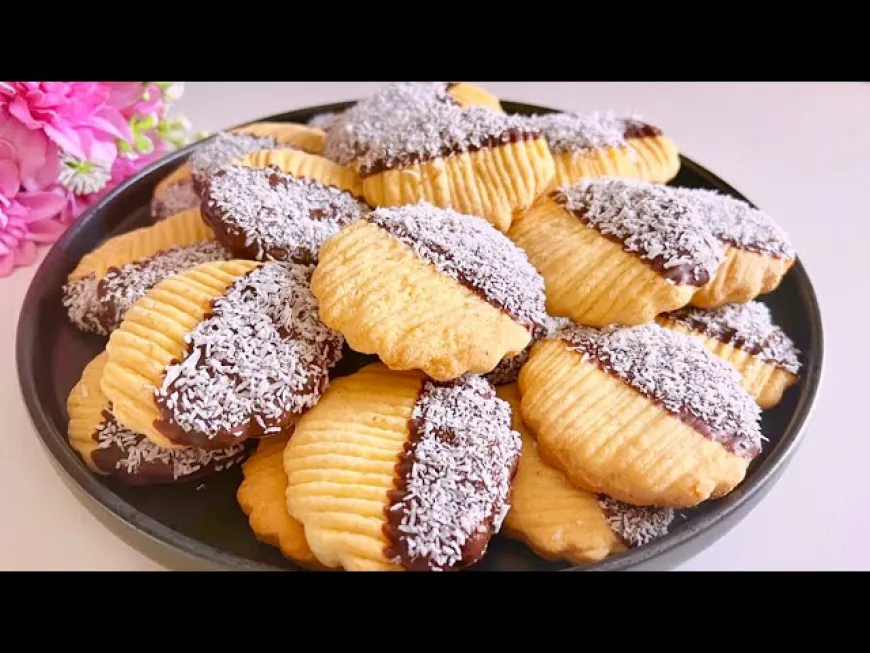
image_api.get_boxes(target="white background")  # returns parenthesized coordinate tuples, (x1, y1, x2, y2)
(1, 82, 866, 570)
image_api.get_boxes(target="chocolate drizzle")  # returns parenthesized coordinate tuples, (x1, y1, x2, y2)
(597, 495, 674, 548)
(552, 179, 725, 286)
(555, 322, 763, 458)
(153, 262, 344, 450)
(384, 375, 522, 571)
(90, 406, 251, 485)
(201, 163, 369, 265)
(367, 202, 547, 330)
(663, 302, 801, 374)
(62, 241, 233, 336)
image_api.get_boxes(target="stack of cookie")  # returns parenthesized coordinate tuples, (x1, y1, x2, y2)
(61, 82, 801, 571)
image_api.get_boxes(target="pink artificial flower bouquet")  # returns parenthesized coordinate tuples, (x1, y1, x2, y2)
(0, 82, 194, 278)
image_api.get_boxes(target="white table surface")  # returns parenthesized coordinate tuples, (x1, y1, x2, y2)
(1, 82, 866, 571)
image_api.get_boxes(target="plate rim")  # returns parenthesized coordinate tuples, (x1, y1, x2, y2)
(15, 98, 826, 572)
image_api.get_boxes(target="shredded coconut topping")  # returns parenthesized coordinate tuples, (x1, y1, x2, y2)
(387, 375, 522, 571)
(526, 111, 636, 154)
(151, 178, 200, 222)
(597, 495, 674, 548)
(91, 408, 248, 483)
(203, 163, 369, 264)
(368, 202, 547, 328)
(664, 301, 801, 373)
(188, 132, 284, 185)
(63, 241, 232, 335)
(678, 187, 795, 258)
(322, 82, 455, 165)
(554, 178, 725, 286)
(555, 322, 763, 458)
(155, 262, 344, 444)
(485, 315, 573, 386)
(307, 111, 343, 131)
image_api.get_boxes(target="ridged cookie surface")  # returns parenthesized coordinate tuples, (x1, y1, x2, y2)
(235, 148, 364, 197)
(519, 324, 763, 508)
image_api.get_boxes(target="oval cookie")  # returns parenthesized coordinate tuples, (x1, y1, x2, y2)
(102, 260, 344, 450)
(518, 321, 764, 508)
(312, 202, 548, 381)
(283, 363, 521, 572)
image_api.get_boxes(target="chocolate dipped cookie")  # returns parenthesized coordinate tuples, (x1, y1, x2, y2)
(201, 162, 368, 265)
(509, 178, 724, 326)
(518, 322, 764, 508)
(62, 208, 230, 335)
(312, 202, 548, 381)
(527, 111, 680, 186)
(658, 301, 801, 409)
(67, 352, 251, 485)
(497, 384, 674, 564)
(102, 260, 344, 450)
(283, 363, 521, 571)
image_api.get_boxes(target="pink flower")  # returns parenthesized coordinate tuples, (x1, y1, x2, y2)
(0, 180, 66, 277)
(0, 82, 131, 160)
(0, 106, 58, 191)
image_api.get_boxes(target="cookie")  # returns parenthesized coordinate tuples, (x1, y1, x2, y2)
(283, 363, 521, 571)
(102, 260, 344, 450)
(233, 148, 363, 198)
(527, 111, 680, 187)
(497, 384, 674, 564)
(307, 111, 343, 132)
(231, 121, 326, 156)
(312, 202, 548, 381)
(150, 177, 199, 222)
(67, 352, 250, 485)
(484, 315, 572, 387)
(62, 208, 230, 335)
(354, 86, 554, 232)
(658, 301, 801, 409)
(518, 322, 764, 508)
(323, 82, 503, 168)
(684, 189, 796, 308)
(509, 178, 724, 326)
(201, 163, 368, 265)
(236, 430, 325, 569)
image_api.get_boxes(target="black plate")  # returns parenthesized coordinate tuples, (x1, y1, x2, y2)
(16, 100, 824, 571)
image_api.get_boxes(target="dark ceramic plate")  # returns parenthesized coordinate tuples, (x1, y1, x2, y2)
(16, 100, 824, 571)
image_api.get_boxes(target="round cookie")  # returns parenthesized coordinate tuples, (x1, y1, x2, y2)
(509, 178, 725, 326)
(237, 430, 326, 569)
(68, 352, 250, 485)
(102, 260, 344, 451)
(353, 86, 554, 233)
(497, 384, 674, 564)
(62, 208, 230, 335)
(682, 188, 796, 308)
(322, 82, 503, 168)
(283, 363, 521, 572)
(312, 201, 548, 381)
(518, 321, 764, 508)
(658, 301, 801, 409)
(201, 162, 368, 265)
(526, 111, 680, 187)
(150, 177, 199, 222)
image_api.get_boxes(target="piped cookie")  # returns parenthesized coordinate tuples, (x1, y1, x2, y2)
(527, 111, 680, 186)
(102, 260, 344, 451)
(497, 384, 674, 564)
(283, 363, 521, 571)
(485, 315, 572, 387)
(201, 163, 368, 265)
(518, 322, 764, 508)
(62, 208, 229, 335)
(67, 352, 251, 485)
(509, 178, 724, 326)
(658, 301, 801, 409)
(312, 201, 548, 381)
